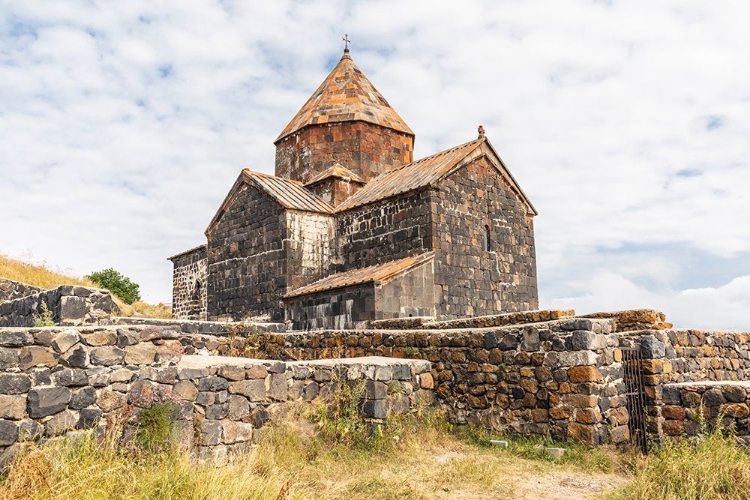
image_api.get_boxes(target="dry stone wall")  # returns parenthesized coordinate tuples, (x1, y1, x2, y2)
(0, 278, 43, 304)
(623, 328, 750, 439)
(0, 324, 432, 463)
(0, 286, 116, 327)
(660, 382, 750, 442)
(237, 317, 631, 446)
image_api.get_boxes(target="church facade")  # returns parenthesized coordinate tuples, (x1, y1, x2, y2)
(169, 48, 539, 329)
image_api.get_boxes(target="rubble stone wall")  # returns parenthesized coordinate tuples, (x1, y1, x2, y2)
(432, 157, 538, 318)
(234, 317, 631, 446)
(0, 324, 432, 462)
(626, 328, 750, 440)
(169, 246, 207, 320)
(660, 382, 750, 441)
(0, 286, 116, 327)
(0, 278, 43, 304)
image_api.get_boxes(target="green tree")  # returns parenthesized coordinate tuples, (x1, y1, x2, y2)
(87, 268, 141, 304)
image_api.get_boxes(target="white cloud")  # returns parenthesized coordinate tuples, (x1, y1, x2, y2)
(0, 0, 749, 329)
(548, 272, 750, 331)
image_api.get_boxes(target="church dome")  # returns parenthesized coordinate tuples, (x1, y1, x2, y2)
(275, 50, 413, 143)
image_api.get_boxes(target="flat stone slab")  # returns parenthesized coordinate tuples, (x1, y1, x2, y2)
(178, 354, 431, 371)
(665, 381, 750, 388)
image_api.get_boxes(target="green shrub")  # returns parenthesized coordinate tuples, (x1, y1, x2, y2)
(136, 400, 180, 453)
(33, 301, 56, 327)
(86, 268, 141, 304)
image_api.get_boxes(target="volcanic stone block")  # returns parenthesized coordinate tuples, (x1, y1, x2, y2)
(0, 420, 18, 446)
(229, 380, 266, 402)
(53, 369, 88, 387)
(221, 420, 253, 444)
(90, 346, 125, 366)
(362, 399, 388, 419)
(19, 346, 59, 369)
(69, 387, 97, 410)
(77, 407, 103, 429)
(51, 329, 80, 354)
(0, 395, 26, 420)
(640, 336, 666, 359)
(0, 332, 32, 347)
(266, 373, 287, 401)
(27, 387, 71, 418)
(199, 376, 229, 392)
(199, 420, 223, 446)
(61, 344, 88, 368)
(0, 374, 31, 395)
(45, 410, 77, 436)
(124, 344, 157, 365)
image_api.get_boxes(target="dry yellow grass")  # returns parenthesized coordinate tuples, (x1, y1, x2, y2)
(0, 255, 171, 319)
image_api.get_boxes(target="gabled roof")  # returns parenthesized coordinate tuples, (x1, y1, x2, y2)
(205, 170, 334, 234)
(334, 136, 537, 215)
(275, 51, 414, 143)
(284, 252, 434, 299)
(305, 163, 365, 186)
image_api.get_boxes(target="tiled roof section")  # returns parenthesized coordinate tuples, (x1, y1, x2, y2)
(335, 138, 484, 211)
(305, 163, 365, 185)
(284, 252, 434, 299)
(244, 170, 334, 214)
(275, 52, 414, 142)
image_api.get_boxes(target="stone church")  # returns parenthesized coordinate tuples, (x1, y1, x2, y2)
(169, 47, 539, 329)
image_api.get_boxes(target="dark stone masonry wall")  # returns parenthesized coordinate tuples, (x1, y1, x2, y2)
(623, 328, 750, 439)
(374, 260, 435, 319)
(336, 189, 434, 272)
(206, 184, 286, 321)
(432, 157, 538, 318)
(0, 324, 432, 463)
(660, 382, 750, 441)
(0, 286, 116, 327)
(0, 278, 43, 304)
(285, 284, 376, 331)
(237, 317, 631, 446)
(169, 246, 208, 321)
(275, 122, 413, 185)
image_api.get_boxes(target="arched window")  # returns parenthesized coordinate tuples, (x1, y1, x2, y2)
(483, 225, 491, 252)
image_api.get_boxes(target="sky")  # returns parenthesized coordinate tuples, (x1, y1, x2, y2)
(1, 0, 749, 329)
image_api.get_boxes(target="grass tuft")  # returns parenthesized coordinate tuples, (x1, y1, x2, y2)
(610, 427, 750, 500)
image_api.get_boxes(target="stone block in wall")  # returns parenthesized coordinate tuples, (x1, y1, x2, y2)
(61, 344, 88, 368)
(90, 347, 125, 366)
(640, 336, 666, 359)
(0, 374, 31, 395)
(0, 395, 26, 420)
(0, 420, 18, 446)
(45, 410, 77, 436)
(27, 387, 71, 418)
(221, 420, 253, 444)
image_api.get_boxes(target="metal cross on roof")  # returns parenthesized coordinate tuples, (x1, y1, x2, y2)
(342, 33, 351, 52)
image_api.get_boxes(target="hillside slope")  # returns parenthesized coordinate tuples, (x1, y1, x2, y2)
(0, 255, 171, 318)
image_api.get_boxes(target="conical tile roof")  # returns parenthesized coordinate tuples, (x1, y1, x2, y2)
(275, 50, 414, 142)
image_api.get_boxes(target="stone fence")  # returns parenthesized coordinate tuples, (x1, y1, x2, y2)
(0, 286, 117, 327)
(660, 381, 750, 444)
(202, 317, 632, 446)
(111, 317, 287, 334)
(0, 278, 43, 304)
(0, 324, 431, 463)
(621, 328, 750, 439)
